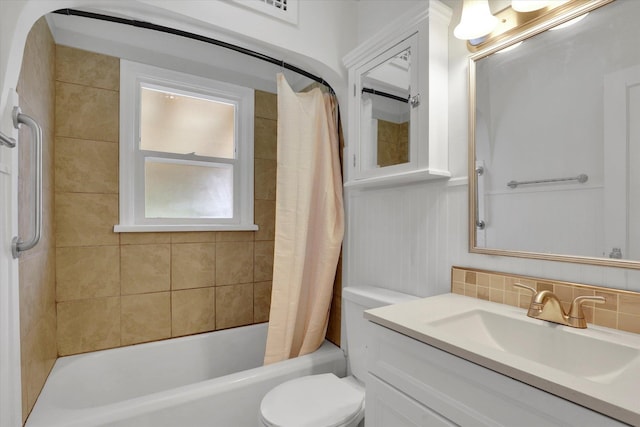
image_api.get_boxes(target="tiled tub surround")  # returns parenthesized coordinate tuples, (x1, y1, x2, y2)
(53, 45, 341, 356)
(452, 266, 640, 334)
(17, 18, 57, 422)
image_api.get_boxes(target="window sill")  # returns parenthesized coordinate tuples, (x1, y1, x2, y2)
(113, 224, 259, 233)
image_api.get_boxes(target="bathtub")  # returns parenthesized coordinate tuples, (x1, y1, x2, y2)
(26, 323, 346, 427)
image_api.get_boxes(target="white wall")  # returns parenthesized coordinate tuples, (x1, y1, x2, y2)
(0, 0, 358, 122)
(345, 0, 640, 296)
(356, 0, 424, 44)
(135, 0, 357, 82)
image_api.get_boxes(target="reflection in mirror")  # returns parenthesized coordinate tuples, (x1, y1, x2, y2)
(361, 48, 411, 168)
(470, 0, 640, 268)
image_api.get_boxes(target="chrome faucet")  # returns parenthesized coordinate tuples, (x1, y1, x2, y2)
(513, 283, 605, 329)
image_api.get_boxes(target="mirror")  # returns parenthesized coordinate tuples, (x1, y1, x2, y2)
(344, 3, 452, 187)
(361, 48, 411, 169)
(351, 31, 421, 182)
(470, 0, 640, 269)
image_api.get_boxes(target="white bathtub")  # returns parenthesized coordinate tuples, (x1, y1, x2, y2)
(26, 323, 346, 427)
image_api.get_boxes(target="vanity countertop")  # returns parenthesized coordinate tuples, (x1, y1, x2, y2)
(364, 293, 640, 426)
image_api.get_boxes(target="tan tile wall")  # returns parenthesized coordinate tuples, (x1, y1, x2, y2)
(326, 252, 343, 345)
(452, 266, 640, 334)
(54, 46, 341, 354)
(377, 119, 408, 167)
(16, 18, 57, 422)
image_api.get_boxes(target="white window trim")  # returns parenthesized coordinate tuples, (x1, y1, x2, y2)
(115, 60, 257, 233)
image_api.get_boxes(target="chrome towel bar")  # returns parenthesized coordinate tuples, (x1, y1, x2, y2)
(507, 173, 588, 189)
(10, 107, 42, 258)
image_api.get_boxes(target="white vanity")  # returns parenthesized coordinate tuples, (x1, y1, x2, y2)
(364, 294, 639, 426)
(348, 0, 640, 423)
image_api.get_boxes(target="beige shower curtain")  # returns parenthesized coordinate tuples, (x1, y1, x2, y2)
(263, 74, 344, 365)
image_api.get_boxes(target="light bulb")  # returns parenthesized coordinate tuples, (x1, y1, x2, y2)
(454, 0, 499, 40)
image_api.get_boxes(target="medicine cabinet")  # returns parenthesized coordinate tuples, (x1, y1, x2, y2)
(343, 0, 452, 188)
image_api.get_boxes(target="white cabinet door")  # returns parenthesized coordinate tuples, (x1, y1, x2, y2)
(366, 375, 456, 427)
(366, 323, 626, 427)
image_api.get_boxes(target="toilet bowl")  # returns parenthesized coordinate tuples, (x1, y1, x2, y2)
(259, 374, 364, 427)
(258, 286, 418, 427)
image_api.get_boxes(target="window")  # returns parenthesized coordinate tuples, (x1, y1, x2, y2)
(116, 60, 256, 232)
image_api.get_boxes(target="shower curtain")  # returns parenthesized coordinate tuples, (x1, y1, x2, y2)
(263, 74, 344, 365)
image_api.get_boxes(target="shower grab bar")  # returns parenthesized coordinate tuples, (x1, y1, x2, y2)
(507, 173, 588, 189)
(475, 164, 485, 230)
(11, 107, 42, 258)
(0, 130, 16, 148)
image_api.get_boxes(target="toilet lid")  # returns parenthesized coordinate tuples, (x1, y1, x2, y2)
(260, 374, 364, 427)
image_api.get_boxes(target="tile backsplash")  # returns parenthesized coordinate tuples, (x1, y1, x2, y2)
(452, 266, 640, 334)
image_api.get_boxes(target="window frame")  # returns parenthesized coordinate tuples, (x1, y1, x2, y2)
(115, 60, 256, 232)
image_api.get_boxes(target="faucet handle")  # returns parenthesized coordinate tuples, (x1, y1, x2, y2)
(513, 283, 537, 296)
(568, 296, 605, 320)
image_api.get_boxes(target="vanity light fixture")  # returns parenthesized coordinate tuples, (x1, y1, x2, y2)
(456, 0, 607, 52)
(455, 0, 553, 42)
(454, 0, 499, 41)
(511, 1, 550, 13)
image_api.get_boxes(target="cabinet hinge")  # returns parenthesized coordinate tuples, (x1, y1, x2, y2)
(353, 154, 356, 167)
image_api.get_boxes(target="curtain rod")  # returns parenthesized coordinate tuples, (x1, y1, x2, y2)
(52, 8, 336, 95)
(362, 87, 408, 103)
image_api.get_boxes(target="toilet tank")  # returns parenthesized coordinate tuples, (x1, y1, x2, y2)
(342, 286, 418, 382)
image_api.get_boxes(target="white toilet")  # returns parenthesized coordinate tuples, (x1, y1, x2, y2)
(259, 286, 418, 427)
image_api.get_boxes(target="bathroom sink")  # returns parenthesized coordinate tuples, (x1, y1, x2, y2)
(426, 309, 640, 383)
(364, 293, 640, 425)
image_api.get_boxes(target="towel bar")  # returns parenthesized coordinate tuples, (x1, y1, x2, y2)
(507, 174, 588, 189)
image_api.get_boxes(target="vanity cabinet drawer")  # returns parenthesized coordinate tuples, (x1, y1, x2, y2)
(366, 322, 625, 427)
(366, 375, 456, 427)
